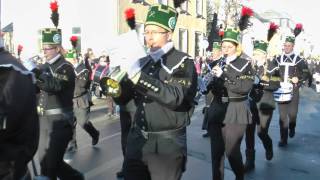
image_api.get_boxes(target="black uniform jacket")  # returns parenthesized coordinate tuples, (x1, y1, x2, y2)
(256, 60, 281, 110)
(73, 63, 91, 109)
(274, 53, 309, 87)
(207, 55, 254, 124)
(114, 48, 197, 159)
(37, 55, 76, 111)
(0, 49, 39, 167)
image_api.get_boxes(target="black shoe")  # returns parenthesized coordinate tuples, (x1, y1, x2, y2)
(67, 143, 78, 153)
(92, 131, 100, 146)
(202, 132, 209, 138)
(289, 128, 295, 138)
(116, 170, 124, 178)
(278, 141, 287, 147)
(244, 161, 255, 172)
(265, 148, 273, 161)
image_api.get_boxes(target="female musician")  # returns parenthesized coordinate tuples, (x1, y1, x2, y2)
(207, 28, 254, 180)
(244, 40, 281, 171)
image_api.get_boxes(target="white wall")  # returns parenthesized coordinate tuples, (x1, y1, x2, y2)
(1, 0, 118, 59)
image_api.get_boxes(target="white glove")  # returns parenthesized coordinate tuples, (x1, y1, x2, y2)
(212, 66, 223, 77)
(256, 60, 264, 67)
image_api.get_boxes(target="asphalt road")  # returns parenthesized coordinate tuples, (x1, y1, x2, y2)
(66, 87, 320, 180)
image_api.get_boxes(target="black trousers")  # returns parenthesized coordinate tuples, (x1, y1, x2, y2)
(119, 108, 132, 173)
(209, 123, 247, 180)
(38, 115, 83, 179)
(120, 109, 132, 156)
(124, 154, 184, 180)
(245, 101, 259, 152)
(202, 92, 214, 131)
(245, 107, 274, 153)
(124, 158, 151, 180)
(278, 88, 299, 142)
(70, 107, 99, 146)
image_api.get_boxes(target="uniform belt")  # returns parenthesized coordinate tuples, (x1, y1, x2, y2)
(38, 107, 73, 116)
(222, 96, 248, 103)
(141, 126, 186, 139)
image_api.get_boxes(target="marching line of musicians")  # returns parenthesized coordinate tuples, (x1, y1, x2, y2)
(1, 2, 317, 180)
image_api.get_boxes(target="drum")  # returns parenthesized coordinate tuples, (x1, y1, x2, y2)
(273, 82, 293, 102)
(91, 65, 109, 83)
(315, 81, 320, 93)
(313, 73, 320, 93)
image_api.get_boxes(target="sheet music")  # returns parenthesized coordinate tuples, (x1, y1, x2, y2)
(106, 30, 147, 76)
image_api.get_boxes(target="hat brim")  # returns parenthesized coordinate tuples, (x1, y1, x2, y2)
(145, 22, 172, 32)
(222, 38, 239, 45)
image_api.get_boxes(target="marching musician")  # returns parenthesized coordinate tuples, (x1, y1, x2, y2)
(244, 40, 281, 171)
(65, 49, 100, 152)
(206, 27, 254, 180)
(105, 3, 197, 180)
(273, 35, 309, 147)
(35, 2, 83, 178)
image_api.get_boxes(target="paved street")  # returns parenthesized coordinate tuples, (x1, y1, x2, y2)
(67, 87, 320, 180)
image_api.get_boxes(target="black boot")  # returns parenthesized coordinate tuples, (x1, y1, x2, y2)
(259, 133, 273, 161)
(244, 149, 255, 172)
(202, 132, 209, 138)
(92, 131, 100, 146)
(289, 128, 295, 138)
(279, 127, 288, 147)
(289, 122, 296, 138)
(265, 139, 273, 160)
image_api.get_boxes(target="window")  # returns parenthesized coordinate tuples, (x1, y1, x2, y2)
(135, 23, 146, 46)
(196, 0, 203, 17)
(179, 29, 188, 53)
(157, 0, 168, 5)
(180, 1, 188, 13)
(131, 0, 144, 4)
(195, 32, 202, 57)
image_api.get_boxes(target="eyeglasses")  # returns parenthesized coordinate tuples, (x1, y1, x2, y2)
(221, 45, 235, 49)
(42, 47, 56, 51)
(143, 31, 168, 36)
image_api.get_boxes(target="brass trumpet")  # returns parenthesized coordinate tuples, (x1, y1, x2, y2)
(99, 66, 127, 98)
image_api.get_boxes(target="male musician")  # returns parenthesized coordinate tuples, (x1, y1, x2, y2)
(36, 28, 83, 179)
(65, 50, 100, 152)
(274, 36, 309, 147)
(0, 42, 39, 179)
(107, 4, 197, 180)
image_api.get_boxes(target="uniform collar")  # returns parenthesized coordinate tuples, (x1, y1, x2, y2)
(226, 54, 237, 64)
(47, 54, 61, 64)
(149, 42, 174, 62)
(284, 52, 294, 57)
